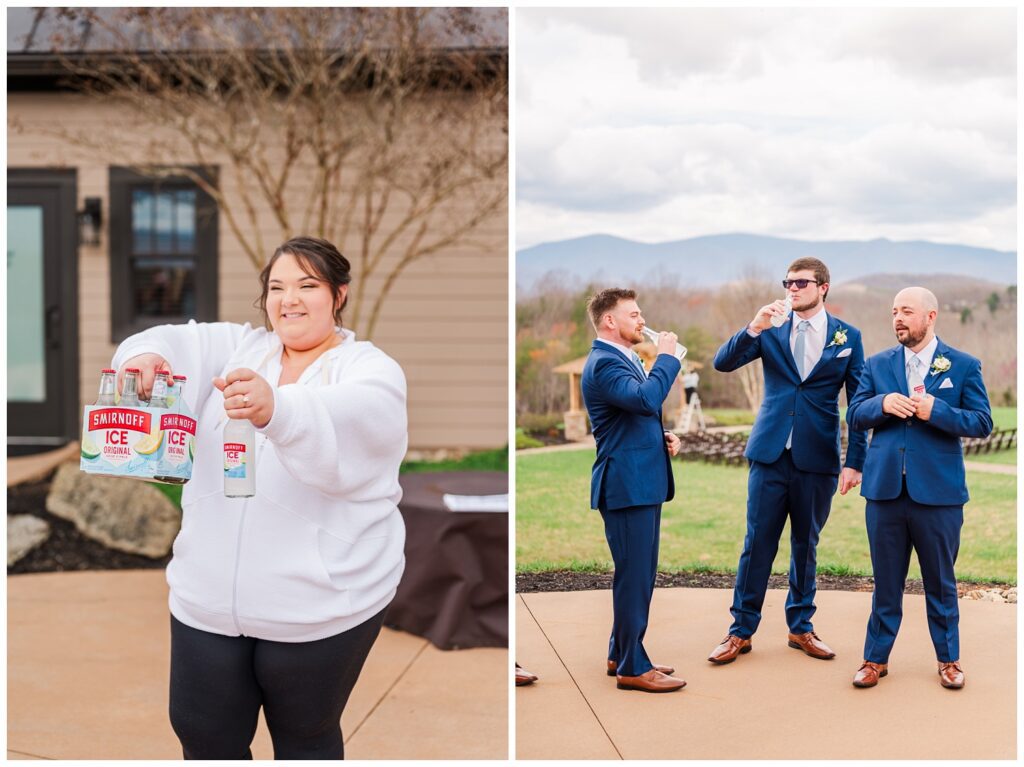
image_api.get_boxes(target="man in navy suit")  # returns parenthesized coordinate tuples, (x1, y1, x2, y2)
(581, 288, 686, 693)
(708, 257, 868, 665)
(847, 287, 992, 690)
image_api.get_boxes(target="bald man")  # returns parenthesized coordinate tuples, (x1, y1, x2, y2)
(846, 287, 992, 690)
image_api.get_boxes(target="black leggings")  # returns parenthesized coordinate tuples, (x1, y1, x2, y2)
(169, 610, 385, 760)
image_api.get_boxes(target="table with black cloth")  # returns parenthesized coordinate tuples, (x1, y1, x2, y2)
(384, 471, 508, 650)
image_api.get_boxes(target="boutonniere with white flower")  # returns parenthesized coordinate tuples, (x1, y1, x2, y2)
(930, 354, 951, 376)
(827, 327, 848, 348)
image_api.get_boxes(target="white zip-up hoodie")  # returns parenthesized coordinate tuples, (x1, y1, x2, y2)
(113, 320, 407, 642)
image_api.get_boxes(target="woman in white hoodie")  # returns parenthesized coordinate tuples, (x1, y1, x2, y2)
(114, 236, 407, 760)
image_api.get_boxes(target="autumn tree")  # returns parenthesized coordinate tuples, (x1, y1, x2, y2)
(713, 268, 775, 412)
(21, 7, 507, 337)
(986, 291, 1001, 315)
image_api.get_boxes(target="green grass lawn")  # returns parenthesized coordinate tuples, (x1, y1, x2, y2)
(516, 449, 1016, 584)
(705, 408, 755, 427)
(963, 407, 1016, 466)
(989, 406, 1017, 431)
(967, 448, 1017, 466)
(401, 445, 508, 474)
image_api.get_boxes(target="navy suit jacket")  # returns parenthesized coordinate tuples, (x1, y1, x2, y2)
(846, 339, 992, 506)
(581, 340, 681, 511)
(713, 313, 867, 475)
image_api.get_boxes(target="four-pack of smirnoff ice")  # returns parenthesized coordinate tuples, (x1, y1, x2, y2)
(80, 368, 196, 484)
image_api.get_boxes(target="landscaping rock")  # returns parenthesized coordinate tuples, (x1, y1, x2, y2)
(962, 587, 1016, 604)
(45, 464, 181, 558)
(8, 514, 51, 566)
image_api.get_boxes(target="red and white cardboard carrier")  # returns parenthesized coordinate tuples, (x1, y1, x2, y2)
(80, 392, 197, 484)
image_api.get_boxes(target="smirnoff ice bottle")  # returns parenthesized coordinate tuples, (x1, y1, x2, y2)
(154, 375, 191, 485)
(149, 371, 170, 408)
(96, 369, 117, 406)
(120, 369, 142, 406)
(770, 295, 793, 328)
(640, 326, 688, 360)
(82, 369, 118, 462)
(224, 417, 256, 497)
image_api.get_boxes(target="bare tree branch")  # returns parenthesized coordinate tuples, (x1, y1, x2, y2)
(25, 7, 508, 337)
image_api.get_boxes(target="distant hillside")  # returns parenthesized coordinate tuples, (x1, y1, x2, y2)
(832, 273, 1007, 302)
(516, 233, 1017, 291)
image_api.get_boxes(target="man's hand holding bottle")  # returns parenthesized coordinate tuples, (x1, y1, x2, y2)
(749, 298, 792, 334)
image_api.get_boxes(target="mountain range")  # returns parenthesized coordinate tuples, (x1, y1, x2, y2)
(516, 233, 1017, 291)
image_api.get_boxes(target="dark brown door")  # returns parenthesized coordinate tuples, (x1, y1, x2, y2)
(8, 169, 79, 455)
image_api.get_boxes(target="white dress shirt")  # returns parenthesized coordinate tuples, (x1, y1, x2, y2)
(790, 304, 828, 380)
(903, 335, 938, 381)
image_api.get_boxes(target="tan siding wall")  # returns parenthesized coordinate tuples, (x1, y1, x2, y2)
(9, 93, 508, 451)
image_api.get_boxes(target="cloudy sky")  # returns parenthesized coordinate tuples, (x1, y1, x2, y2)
(516, 8, 1016, 251)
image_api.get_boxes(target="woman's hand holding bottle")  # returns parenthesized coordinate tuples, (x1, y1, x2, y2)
(213, 368, 275, 429)
(118, 353, 173, 401)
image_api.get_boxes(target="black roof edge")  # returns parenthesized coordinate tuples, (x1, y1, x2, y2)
(7, 47, 509, 92)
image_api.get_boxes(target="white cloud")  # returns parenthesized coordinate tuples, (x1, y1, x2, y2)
(836, 8, 1016, 81)
(517, 8, 1017, 251)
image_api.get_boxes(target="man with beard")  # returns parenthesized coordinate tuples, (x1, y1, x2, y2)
(846, 287, 992, 690)
(581, 288, 686, 693)
(708, 258, 867, 666)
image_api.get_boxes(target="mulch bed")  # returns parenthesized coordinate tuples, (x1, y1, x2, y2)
(517, 570, 1013, 597)
(7, 469, 170, 575)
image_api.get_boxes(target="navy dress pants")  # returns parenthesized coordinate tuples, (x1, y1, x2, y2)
(729, 450, 838, 638)
(599, 504, 661, 677)
(863, 481, 963, 664)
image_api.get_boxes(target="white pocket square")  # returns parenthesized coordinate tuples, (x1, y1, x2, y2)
(836, 348, 852, 358)
(939, 378, 954, 389)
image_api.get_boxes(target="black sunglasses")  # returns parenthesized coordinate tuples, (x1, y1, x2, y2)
(782, 279, 820, 289)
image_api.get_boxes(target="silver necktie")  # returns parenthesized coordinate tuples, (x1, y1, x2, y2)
(786, 320, 811, 449)
(907, 356, 925, 397)
(794, 320, 811, 380)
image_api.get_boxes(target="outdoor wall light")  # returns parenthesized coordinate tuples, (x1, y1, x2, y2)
(78, 197, 103, 246)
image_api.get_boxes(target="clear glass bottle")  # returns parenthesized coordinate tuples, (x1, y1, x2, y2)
(154, 375, 188, 485)
(224, 417, 256, 498)
(120, 368, 142, 407)
(96, 369, 117, 406)
(172, 375, 187, 409)
(641, 326, 688, 360)
(149, 371, 170, 408)
(770, 295, 793, 328)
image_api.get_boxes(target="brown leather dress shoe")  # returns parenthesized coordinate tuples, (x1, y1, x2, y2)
(787, 631, 836, 660)
(616, 668, 686, 693)
(515, 664, 538, 686)
(606, 660, 675, 676)
(938, 660, 965, 689)
(852, 661, 888, 687)
(707, 634, 752, 664)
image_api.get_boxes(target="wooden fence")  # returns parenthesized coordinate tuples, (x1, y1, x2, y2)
(673, 427, 1016, 465)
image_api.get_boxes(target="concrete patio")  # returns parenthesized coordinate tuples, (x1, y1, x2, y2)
(516, 587, 1016, 760)
(8, 570, 508, 760)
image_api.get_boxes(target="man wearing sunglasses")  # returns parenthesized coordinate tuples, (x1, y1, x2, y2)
(707, 257, 868, 667)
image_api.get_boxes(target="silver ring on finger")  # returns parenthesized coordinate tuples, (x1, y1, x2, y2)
(242, 394, 250, 405)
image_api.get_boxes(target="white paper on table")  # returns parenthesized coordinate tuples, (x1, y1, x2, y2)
(441, 493, 509, 512)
